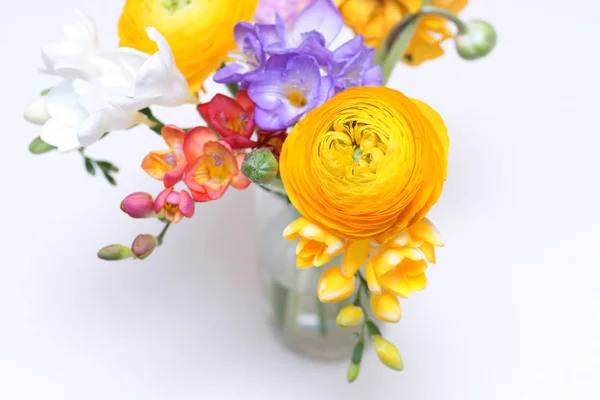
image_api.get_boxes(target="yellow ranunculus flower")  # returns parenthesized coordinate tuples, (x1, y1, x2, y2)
(118, 0, 258, 93)
(280, 86, 448, 243)
(334, 0, 468, 65)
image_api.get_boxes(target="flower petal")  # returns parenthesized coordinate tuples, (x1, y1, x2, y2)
(370, 292, 402, 323)
(161, 125, 185, 149)
(341, 240, 371, 277)
(317, 266, 355, 303)
(183, 126, 218, 162)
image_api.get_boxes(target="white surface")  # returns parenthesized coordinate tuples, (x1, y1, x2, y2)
(2, 0, 600, 398)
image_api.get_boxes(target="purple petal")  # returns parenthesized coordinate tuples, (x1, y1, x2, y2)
(332, 35, 365, 64)
(363, 65, 382, 87)
(254, 107, 287, 130)
(292, 0, 343, 46)
(255, 23, 281, 48)
(297, 31, 332, 64)
(214, 64, 248, 84)
(248, 69, 285, 110)
(317, 75, 334, 105)
(234, 22, 256, 48)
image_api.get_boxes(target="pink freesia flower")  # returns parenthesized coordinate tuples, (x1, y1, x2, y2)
(154, 188, 195, 223)
(254, 0, 317, 24)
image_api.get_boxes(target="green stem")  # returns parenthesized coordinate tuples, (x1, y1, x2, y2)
(316, 298, 328, 337)
(420, 5, 467, 33)
(156, 222, 171, 245)
(375, 0, 434, 84)
(225, 82, 239, 97)
(139, 107, 164, 135)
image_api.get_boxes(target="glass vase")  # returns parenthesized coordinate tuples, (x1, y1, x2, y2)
(254, 188, 359, 361)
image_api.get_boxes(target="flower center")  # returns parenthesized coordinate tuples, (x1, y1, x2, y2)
(163, 152, 177, 166)
(162, 0, 192, 13)
(287, 87, 308, 108)
(213, 154, 224, 167)
(318, 119, 389, 182)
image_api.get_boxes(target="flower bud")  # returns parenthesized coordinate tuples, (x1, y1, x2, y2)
(97, 244, 134, 261)
(336, 305, 364, 328)
(121, 192, 156, 218)
(370, 292, 402, 323)
(131, 234, 158, 259)
(347, 362, 360, 383)
(373, 336, 404, 371)
(24, 96, 51, 125)
(241, 148, 279, 185)
(455, 20, 497, 60)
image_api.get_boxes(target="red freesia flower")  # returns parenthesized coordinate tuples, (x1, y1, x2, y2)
(197, 90, 256, 149)
(256, 129, 288, 158)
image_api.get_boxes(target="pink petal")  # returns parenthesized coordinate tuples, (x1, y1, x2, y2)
(161, 125, 185, 149)
(179, 190, 195, 217)
(154, 187, 173, 213)
(183, 127, 218, 162)
(163, 164, 186, 188)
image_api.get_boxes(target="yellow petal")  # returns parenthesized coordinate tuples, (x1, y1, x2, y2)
(317, 266, 356, 303)
(374, 249, 403, 276)
(341, 240, 371, 277)
(420, 242, 436, 263)
(409, 218, 445, 246)
(283, 217, 309, 240)
(370, 292, 402, 323)
(336, 305, 364, 328)
(373, 336, 404, 371)
(365, 257, 381, 294)
(398, 246, 425, 261)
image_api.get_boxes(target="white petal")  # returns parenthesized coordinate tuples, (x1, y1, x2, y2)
(45, 81, 88, 127)
(24, 97, 51, 125)
(41, 119, 81, 152)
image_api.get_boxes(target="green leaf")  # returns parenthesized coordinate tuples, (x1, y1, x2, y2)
(40, 88, 52, 96)
(96, 160, 119, 173)
(28, 137, 56, 154)
(84, 158, 96, 176)
(101, 170, 117, 186)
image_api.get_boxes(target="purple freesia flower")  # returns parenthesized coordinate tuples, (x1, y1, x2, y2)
(329, 35, 383, 91)
(214, 23, 265, 87)
(248, 55, 333, 130)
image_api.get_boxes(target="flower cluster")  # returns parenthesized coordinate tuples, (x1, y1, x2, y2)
(30, 12, 194, 152)
(280, 86, 448, 341)
(24, 0, 497, 384)
(121, 125, 250, 224)
(215, 0, 382, 130)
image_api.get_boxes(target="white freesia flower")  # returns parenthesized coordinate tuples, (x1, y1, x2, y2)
(111, 28, 196, 111)
(40, 10, 100, 80)
(35, 14, 195, 152)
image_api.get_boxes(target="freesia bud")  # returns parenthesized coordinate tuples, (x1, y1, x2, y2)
(241, 148, 279, 185)
(131, 234, 158, 259)
(373, 336, 404, 371)
(455, 20, 497, 60)
(121, 192, 156, 218)
(336, 305, 364, 328)
(97, 244, 134, 261)
(370, 292, 402, 323)
(24, 96, 51, 125)
(347, 362, 360, 383)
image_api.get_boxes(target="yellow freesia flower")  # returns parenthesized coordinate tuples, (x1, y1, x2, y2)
(118, 0, 258, 93)
(334, 0, 468, 65)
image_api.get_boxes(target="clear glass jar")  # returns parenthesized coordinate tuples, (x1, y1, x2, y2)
(254, 188, 359, 361)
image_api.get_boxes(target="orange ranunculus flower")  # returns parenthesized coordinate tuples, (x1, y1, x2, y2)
(118, 0, 258, 93)
(279, 86, 449, 244)
(334, 0, 468, 65)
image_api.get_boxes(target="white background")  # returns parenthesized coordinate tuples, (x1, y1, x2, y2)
(1, 0, 599, 398)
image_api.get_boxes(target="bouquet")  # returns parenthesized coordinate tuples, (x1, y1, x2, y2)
(24, 0, 496, 382)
